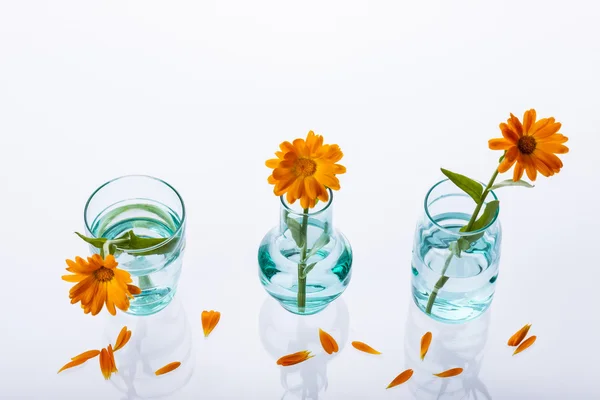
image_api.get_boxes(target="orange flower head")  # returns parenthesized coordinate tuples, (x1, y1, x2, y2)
(62, 254, 140, 316)
(266, 131, 346, 209)
(489, 109, 568, 181)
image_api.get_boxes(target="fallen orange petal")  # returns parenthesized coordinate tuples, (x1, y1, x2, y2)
(319, 328, 339, 355)
(155, 361, 181, 376)
(71, 349, 101, 362)
(434, 368, 463, 378)
(507, 324, 531, 347)
(387, 369, 414, 389)
(201, 310, 221, 337)
(420, 332, 432, 361)
(513, 335, 536, 355)
(351, 341, 381, 355)
(99, 348, 110, 380)
(114, 326, 132, 351)
(276, 351, 314, 366)
(57, 358, 88, 373)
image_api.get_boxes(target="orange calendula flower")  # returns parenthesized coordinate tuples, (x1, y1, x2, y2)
(351, 341, 382, 355)
(99, 345, 118, 380)
(420, 332, 432, 361)
(489, 109, 568, 181)
(434, 368, 463, 378)
(62, 254, 140, 316)
(276, 350, 314, 366)
(507, 324, 531, 347)
(266, 130, 346, 209)
(57, 350, 100, 373)
(387, 369, 414, 389)
(319, 328, 339, 355)
(114, 326, 132, 352)
(155, 361, 181, 376)
(201, 310, 221, 337)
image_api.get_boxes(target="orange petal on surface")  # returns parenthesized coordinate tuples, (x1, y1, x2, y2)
(513, 336, 536, 355)
(434, 368, 463, 378)
(387, 369, 414, 389)
(507, 324, 531, 347)
(71, 349, 101, 362)
(99, 348, 111, 380)
(420, 332, 432, 361)
(276, 351, 314, 366)
(155, 361, 181, 376)
(351, 341, 381, 355)
(57, 357, 88, 373)
(114, 326, 132, 351)
(319, 329, 339, 354)
(201, 310, 221, 337)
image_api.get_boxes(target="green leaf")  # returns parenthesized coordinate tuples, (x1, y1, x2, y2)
(301, 262, 318, 278)
(287, 217, 305, 248)
(305, 224, 330, 261)
(117, 230, 179, 256)
(441, 168, 484, 203)
(75, 232, 107, 249)
(459, 200, 500, 246)
(490, 179, 534, 190)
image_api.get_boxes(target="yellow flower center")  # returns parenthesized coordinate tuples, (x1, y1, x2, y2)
(94, 267, 115, 282)
(294, 158, 317, 177)
(517, 135, 536, 155)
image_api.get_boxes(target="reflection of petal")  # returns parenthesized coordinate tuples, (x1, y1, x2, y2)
(404, 302, 492, 399)
(104, 297, 194, 399)
(259, 297, 349, 399)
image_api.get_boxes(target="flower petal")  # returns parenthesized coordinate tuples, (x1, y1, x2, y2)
(57, 358, 88, 374)
(114, 326, 132, 352)
(387, 369, 414, 389)
(319, 329, 339, 355)
(488, 138, 514, 150)
(513, 159, 525, 181)
(127, 284, 141, 295)
(522, 109, 536, 134)
(532, 121, 561, 140)
(420, 332, 432, 361)
(351, 341, 381, 355)
(71, 349, 101, 362)
(498, 147, 518, 173)
(507, 113, 523, 137)
(276, 351, 314, 366)
(537, 142, 569, 154)
(523, 155, 538, 181)
(201, 310, 221, 337)
(507, 324, 531, 347)
(513, 335, 536, 355)
(533, 149, 563, 172)
(155, 361, 181, 376)
(434, 368, 463, 378)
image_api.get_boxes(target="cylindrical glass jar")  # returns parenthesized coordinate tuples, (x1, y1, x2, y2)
(411, 179, 501, 323)
(258, 189, 352, 315)
(84, 175, 186, 316)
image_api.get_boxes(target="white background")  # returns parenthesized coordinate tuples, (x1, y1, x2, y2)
(1, 1, 599, 399)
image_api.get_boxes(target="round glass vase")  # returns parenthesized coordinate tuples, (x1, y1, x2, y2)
(411, 179, 502, 324)
(258, 189, 352, 315)
(84, 175, 186, 316)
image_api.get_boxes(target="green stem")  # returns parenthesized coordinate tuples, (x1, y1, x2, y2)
(425, 165, 501, 315)
(297, 208, 309, 312)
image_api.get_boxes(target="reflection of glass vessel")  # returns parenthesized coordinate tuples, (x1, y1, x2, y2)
(85, 175, 186, 316)
(404, 302, 492, 399)
(258, 190, 352, 315)
(412, 179, 501, 323)
(259, 297, 350, 399)
(104, 297, 194, 399)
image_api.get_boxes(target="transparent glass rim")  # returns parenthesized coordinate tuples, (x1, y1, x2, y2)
(424, 178, 499, 236)
(280, 187, 334, 217)
(83, 174, 186, 254)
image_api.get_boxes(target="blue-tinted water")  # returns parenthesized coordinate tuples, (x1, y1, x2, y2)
(90, 200, 185, 316)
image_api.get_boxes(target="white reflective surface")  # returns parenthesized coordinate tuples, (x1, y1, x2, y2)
(1, 1, 599, 399)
